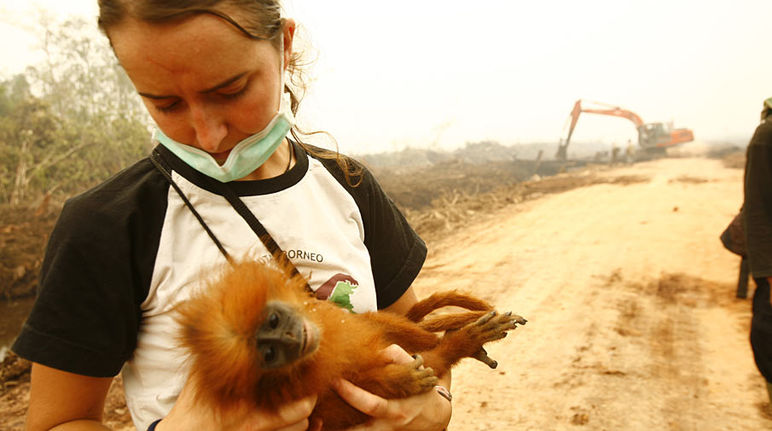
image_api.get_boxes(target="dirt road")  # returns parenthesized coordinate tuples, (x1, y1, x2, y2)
(3, 155, 769, 430)
(412, 156, 771, 430)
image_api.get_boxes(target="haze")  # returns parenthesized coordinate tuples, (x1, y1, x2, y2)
(1, 0, 769, 155)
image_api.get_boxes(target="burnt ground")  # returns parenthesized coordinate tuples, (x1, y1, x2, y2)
(0, 205, 57, 301)
(0, 147, 748, 430)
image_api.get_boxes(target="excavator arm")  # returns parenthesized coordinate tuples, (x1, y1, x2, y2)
(555, 99, 693, 160)
(556, 100, 644, 160)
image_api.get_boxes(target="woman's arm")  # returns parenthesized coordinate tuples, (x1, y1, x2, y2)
(27, 362, 317, 431)
(333, 286, 453, 431)
(155, 378, 317, 431)
(26, 363, 113, 431)
(382, 286, 419, 316)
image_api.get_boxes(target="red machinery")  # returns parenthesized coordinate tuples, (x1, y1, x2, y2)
(555, 99, 694, 160)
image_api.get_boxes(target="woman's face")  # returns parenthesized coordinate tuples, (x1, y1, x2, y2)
(110, 14, 294, 164)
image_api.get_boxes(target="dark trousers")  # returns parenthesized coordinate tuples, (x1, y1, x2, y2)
(752, 277, 772, 382)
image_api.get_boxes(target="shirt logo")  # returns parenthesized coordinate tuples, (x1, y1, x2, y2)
(316, 273, 359, 311)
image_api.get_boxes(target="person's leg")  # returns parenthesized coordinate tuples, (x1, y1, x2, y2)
(751, 278, 772, 404)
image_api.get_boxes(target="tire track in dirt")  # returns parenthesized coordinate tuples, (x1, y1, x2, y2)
(412, 158, 771, 430)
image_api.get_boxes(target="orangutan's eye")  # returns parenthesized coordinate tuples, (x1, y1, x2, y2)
(269, 312, 280, 329)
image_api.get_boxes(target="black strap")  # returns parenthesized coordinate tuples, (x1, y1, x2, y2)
(150, 150, 232, 263)
(216, 182, 311, 291)
(149, 149, 312, 292)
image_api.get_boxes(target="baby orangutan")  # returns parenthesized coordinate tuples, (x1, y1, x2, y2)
(176, 260, 526, 430)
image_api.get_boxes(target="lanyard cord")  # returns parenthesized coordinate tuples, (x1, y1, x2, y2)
(150, 150, 232, 263)
(149, 149, 312, 293)
(214, 182, 311, 288)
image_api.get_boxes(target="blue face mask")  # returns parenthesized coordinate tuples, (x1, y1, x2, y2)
(153, 90, 294, 183)
(154, 37, 295, 183)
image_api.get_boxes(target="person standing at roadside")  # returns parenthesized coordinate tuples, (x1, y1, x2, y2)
(742, 96, 772, 408)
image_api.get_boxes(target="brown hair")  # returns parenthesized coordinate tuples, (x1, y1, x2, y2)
(97, 0, 362, 185)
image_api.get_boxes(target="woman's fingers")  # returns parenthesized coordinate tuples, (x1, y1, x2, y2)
(379, 344, 413, 364)
(273, 394, 317, 423)
(332, 378, 390, 418)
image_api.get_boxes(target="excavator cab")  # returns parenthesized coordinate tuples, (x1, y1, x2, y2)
(638, 123, 669, 148)
(639, 122, 694, 149)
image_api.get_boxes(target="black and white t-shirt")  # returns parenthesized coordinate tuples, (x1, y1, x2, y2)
(13, 142, 426, 429)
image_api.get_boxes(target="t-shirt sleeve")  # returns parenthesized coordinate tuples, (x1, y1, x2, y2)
(314, 154, 426, 309)
(12, 161, 166, 377)
(744, 121, 772, 278)
(358, 166, 427, 309)
(12, 199, 140, 377)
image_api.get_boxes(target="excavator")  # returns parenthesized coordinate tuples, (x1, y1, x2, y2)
(555, 99, 694, 160)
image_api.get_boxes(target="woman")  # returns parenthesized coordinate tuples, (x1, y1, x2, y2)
(12, 1, 452, 430)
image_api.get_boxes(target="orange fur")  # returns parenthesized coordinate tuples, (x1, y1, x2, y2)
(176, 260, 524, 430)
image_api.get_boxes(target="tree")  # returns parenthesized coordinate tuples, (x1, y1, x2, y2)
(0, 15, 151, 207)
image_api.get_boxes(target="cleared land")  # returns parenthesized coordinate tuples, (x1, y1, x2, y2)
(2, 152, 769, 430)
(411, 156, 769, 430)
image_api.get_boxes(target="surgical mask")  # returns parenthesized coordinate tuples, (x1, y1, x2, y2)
(153, 40, 295, 183)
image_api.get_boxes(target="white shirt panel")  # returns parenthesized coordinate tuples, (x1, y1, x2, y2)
(123, 154, 376, 430)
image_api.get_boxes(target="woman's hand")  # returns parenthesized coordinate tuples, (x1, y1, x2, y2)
(332, 345, 452, 431)
(157, 377, 318, 431)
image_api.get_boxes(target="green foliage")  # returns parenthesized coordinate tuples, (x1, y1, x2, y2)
(329, 281, 357, 311)
(0, 16, 151, 207)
